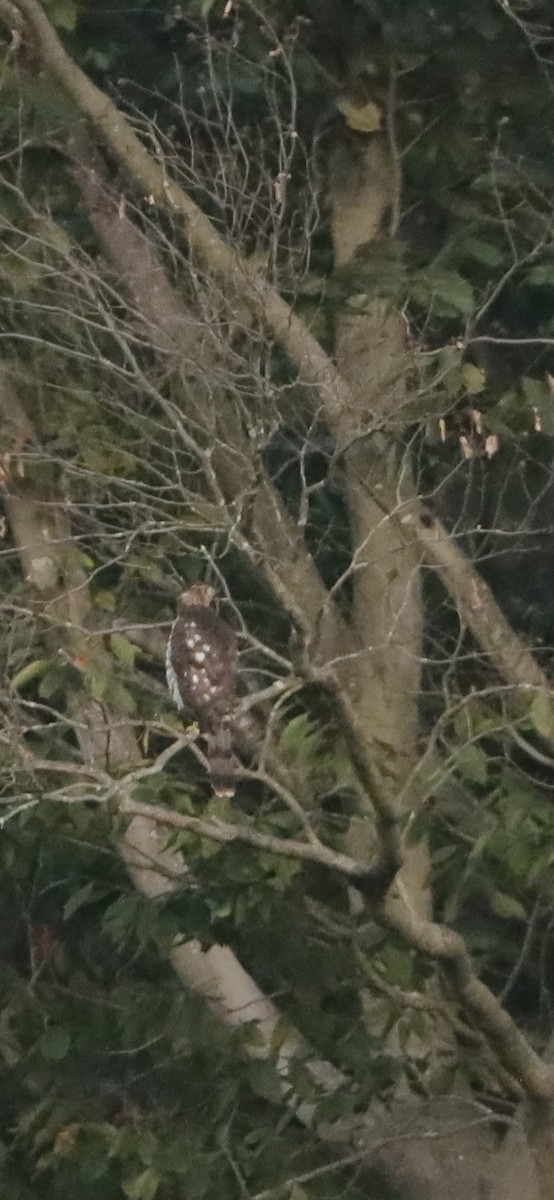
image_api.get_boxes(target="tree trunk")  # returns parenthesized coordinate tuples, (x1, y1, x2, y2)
(329, 129, 427, 918)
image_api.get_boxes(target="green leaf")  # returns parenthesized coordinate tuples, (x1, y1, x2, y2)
(63, 882, 98, 920)
(378, 943, 415, 989)
(38, 663, 78, 700)
(518, 376, 554, 433)
(76, 551, 95, 570)
(86, 670, 108, 701)
(11, 659, 49, 690)
(83, 49, 111, 72)
(39, 1027, 71, 1062)
(458, 237, 504, 267)
(136, 1131, 158, 1167)
(521, 376, 549, 407)
(44, 0, 77, 31)
(490, 891, 526, 921)
(454, 744, 489, 784)
(526, 263, 554, 287)
(278, 714, 319, 757)
(109, 681, 137, 715)
(461, 363, 486, 394)
(530, 692, 554, 741)
(412, 269, 474, 316)
(122, 1168, 160, 1200)
(79, 1149, 110, 1183)
(246, 1060, 284, 1103)
(92, 589, 117, 612)
(110, 633, 138, 666)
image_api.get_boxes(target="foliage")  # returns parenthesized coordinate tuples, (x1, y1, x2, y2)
(2, 0, 554, 1196)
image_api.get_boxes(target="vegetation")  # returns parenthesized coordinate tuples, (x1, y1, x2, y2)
(2, 1, 554, 1197)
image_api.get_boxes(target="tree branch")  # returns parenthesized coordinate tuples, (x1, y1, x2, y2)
(412, 508, 550, 696)
(7, 0, 546, 718)
(9, 0, 354, 424)
(1, 369, 346, 1119)
(118, 790, 554, 1102)
(68, 140, 353, 668)
(118, 796, 374, 881)
(6, 0, 554, 1116)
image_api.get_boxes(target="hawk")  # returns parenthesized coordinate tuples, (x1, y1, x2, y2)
(166, 584, 239, 796)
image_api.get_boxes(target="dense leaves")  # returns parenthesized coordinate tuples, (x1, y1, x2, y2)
(2, 0, 554, 1197)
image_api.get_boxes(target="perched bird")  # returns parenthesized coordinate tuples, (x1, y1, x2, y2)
(166, 584, 239, 796)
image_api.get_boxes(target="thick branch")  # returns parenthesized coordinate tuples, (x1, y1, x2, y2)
(384, 903, 554, 1102)
(412, 509, 550, 695)
(345, 455, 551, 700)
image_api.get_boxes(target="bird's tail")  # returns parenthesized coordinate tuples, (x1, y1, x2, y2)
(206, 725, 237, 797)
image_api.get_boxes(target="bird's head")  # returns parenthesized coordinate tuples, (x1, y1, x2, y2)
(177, 583, 216, 610)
